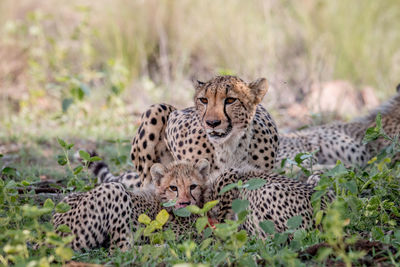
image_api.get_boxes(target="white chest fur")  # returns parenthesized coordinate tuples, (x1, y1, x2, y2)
(213, 126, 253, 173)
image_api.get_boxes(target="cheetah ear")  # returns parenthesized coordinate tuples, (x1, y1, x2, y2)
(248, 78, 268, 105)
(150, 163, 166, 185)
(193, 80, 206, 91)
(195, 159, 210, 181)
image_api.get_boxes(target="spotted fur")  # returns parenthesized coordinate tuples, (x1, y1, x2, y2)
(278, 87, 400, 167)
(205, 168, 325, 238)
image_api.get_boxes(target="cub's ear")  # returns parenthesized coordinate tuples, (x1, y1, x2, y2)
(150, 163, 166, 185)
(194, 159, 210, 181)
(248, 78, 268, 105)
(193, 80, 206, 91)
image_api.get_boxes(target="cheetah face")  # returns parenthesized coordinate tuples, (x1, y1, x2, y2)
(194, 76, 268, 144)
(150, 159, 210, 209)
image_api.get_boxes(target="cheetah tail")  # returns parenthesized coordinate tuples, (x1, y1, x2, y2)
(75, 150, 118, 184)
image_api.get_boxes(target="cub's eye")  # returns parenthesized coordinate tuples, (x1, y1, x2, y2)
(190, 184, 197, 190)
(169, 186, 178, 191)
(225, 97, 237, 105)
(198, 98, 208, 104)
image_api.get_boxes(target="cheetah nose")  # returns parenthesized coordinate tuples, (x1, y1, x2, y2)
(206, 120, 221, 128)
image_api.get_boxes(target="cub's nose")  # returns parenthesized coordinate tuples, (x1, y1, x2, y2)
(206, 120, 221, 128)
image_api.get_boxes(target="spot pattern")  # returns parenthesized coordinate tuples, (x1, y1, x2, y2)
(205, 168, 334, 239)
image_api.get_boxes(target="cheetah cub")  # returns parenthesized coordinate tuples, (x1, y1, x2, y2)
(53, 160, 210, 251)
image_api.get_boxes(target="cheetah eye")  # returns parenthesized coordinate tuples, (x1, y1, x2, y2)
(198, 98, 208, 104)
(190, 184, 197, 190)
(224, 97, 237, 105)
(169, 185, 178, 191)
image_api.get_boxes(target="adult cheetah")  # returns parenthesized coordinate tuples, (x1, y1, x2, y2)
(131, 75, 279, 186)
(278, 85, 400, 168)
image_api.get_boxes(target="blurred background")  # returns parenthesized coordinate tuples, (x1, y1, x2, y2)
(1, 0, 400, 175)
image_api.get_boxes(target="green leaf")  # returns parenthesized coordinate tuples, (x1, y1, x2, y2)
(294, 152, 312, 164)
(195, 216, 209, 234)
(173, 207, 191, 217)
(239, 255, 257, 267)
(163, 229, 175, 241)
(325, 162, 348, 177)
(259, 220, 275, 234)
(316, 247, 333, 262)
(55, 202, 71, 213)
(43, 198, 55, 209)
(57, 224, 71, 233)
(155, 209, 169, 226)
(363, 113, 384, 144)
(245, 178, 266, 190)
(315, 210, 324, 225)
(57, 155, 67, 166)
(79, 83, 90, 97)
(73, 165, 83, 175)
(203, 227, 213, 239)
(200, 238, 213, 250)
(287, 215, 303, 230)
(79, 150, 90, 161)
(212, 251, 228, 266)
(237, 210, 248, 222)
(186, 205, 201, 214)
(274, 233, 288, 245)
(162, 199, 177, 207)
(143, 223, 156, 236)
(219, 183, 237, 195)
(89, 156, 102, 162)
(1, 167, 18, 177)
(22, 205, 49, 217)
(201, 200, 219, 213)
(57, 137, 67, 148)
(311, 189, 326, 204)
(232, 199, 249, 214)
(235, 230, 248, 244)
(21, 180, 30, 186)
(0, 154, 3, 158)
(344, 180, 358, 194)
(55, 246, 74, 261)
(62, 98, 74, 112)
(138, 214, 151, 225)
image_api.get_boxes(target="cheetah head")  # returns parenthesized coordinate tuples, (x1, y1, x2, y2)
(150, 159, 210, 209)
(194, 75, 268, 144)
